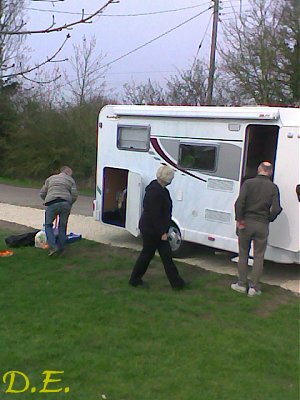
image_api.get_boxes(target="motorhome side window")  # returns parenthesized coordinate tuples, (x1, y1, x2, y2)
(117, 125, 150, 151)
(179, 144, 217, 171)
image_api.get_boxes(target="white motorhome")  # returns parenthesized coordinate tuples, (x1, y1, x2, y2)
(94, 105, 300, 264)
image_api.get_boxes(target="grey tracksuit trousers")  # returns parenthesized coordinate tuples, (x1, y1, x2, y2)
(237, 219, 269, 289)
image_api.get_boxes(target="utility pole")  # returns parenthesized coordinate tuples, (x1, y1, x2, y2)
(206, 0, 220, 105)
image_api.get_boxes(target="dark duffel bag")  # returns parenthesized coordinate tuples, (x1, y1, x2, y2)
(5, 230, 40, 247)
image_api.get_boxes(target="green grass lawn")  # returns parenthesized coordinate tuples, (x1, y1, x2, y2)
(0, 176, 41, 189)
(0, 227, 298, 400)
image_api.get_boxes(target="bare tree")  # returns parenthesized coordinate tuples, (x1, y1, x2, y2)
(66, 35, 107, 105)
(123, 79, 167, 105)
(166, 60, 207, 105)
(123, 61, 210, 106)
(27, 65, 65, 108)
(0, 0, 28, 80)
(278, 0, 300, 104)
(219, 0, 299, 104)
(122, 60, 243, 106)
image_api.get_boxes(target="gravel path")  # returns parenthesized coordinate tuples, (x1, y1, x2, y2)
(0, 203, 141, 250)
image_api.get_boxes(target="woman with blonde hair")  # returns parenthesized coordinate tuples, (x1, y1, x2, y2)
(129, 165, 186, 289)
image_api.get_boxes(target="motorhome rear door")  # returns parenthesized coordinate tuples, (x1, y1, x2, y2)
(125, 171, 143, 237)
(268, 126, 300, 252)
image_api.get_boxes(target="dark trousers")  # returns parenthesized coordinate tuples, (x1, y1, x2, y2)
(237, 219, 269, 289)
(129, 234, 185, 289)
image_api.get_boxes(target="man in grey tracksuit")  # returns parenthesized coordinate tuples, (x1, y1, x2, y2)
(40, 166, 78, 256)
(231, 162, 282, 297)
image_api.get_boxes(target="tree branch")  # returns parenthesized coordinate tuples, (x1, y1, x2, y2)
(22, 73, 62, 85)
(2, 34, 70, 78)
(0, 0, 118, 35)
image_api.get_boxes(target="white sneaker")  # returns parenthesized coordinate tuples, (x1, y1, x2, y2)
(248, 287, 262, 297)
(231, 282, 247, 294)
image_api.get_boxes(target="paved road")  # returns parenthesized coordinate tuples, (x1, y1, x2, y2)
(0, 183, 93, 216)
(0, 183, 299, 294)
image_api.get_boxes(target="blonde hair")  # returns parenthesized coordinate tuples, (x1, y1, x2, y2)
(156, 165, 174, 184)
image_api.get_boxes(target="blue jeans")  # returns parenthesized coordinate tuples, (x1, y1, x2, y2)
(45, 201, 71, 250)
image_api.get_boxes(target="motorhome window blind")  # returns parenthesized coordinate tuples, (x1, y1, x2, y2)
(179, 144, 217, 171)
(117, 125, 150, 151)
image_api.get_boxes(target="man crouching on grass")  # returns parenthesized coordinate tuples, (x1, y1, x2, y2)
(40, 166, 78, 256)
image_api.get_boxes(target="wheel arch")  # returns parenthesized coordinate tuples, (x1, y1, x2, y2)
(170, 217, 184, 239)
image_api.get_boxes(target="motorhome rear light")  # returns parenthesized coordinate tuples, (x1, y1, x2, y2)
(208, 236, 215, 242)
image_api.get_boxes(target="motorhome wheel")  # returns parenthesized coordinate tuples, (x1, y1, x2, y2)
(168, 223, 189, 257)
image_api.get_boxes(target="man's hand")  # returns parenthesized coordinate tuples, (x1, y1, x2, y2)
(236, 220, 245, 229)
(161, 233, 168, 241)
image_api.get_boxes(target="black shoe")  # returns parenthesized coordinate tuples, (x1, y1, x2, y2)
(172, 280, 189, 290)
(129, 279, 148, 288)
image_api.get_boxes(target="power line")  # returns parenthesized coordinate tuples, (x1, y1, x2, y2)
(220, 12, 239, 16)
(221, 5, 241, 9)
(100, 6, 213, 71)
(25, 2, 212, 17)
(42, 6, 213, 91)
(106, 70, 176, 75)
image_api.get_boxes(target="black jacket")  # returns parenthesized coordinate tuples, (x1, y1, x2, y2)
(235, 175, 282, 223)
(139, 180, 172, 235)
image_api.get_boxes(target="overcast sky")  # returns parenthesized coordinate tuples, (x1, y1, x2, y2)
(25, 0, 246, 95)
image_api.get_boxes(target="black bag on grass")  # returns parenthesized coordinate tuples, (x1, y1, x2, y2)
(5, 230, 40, 247)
